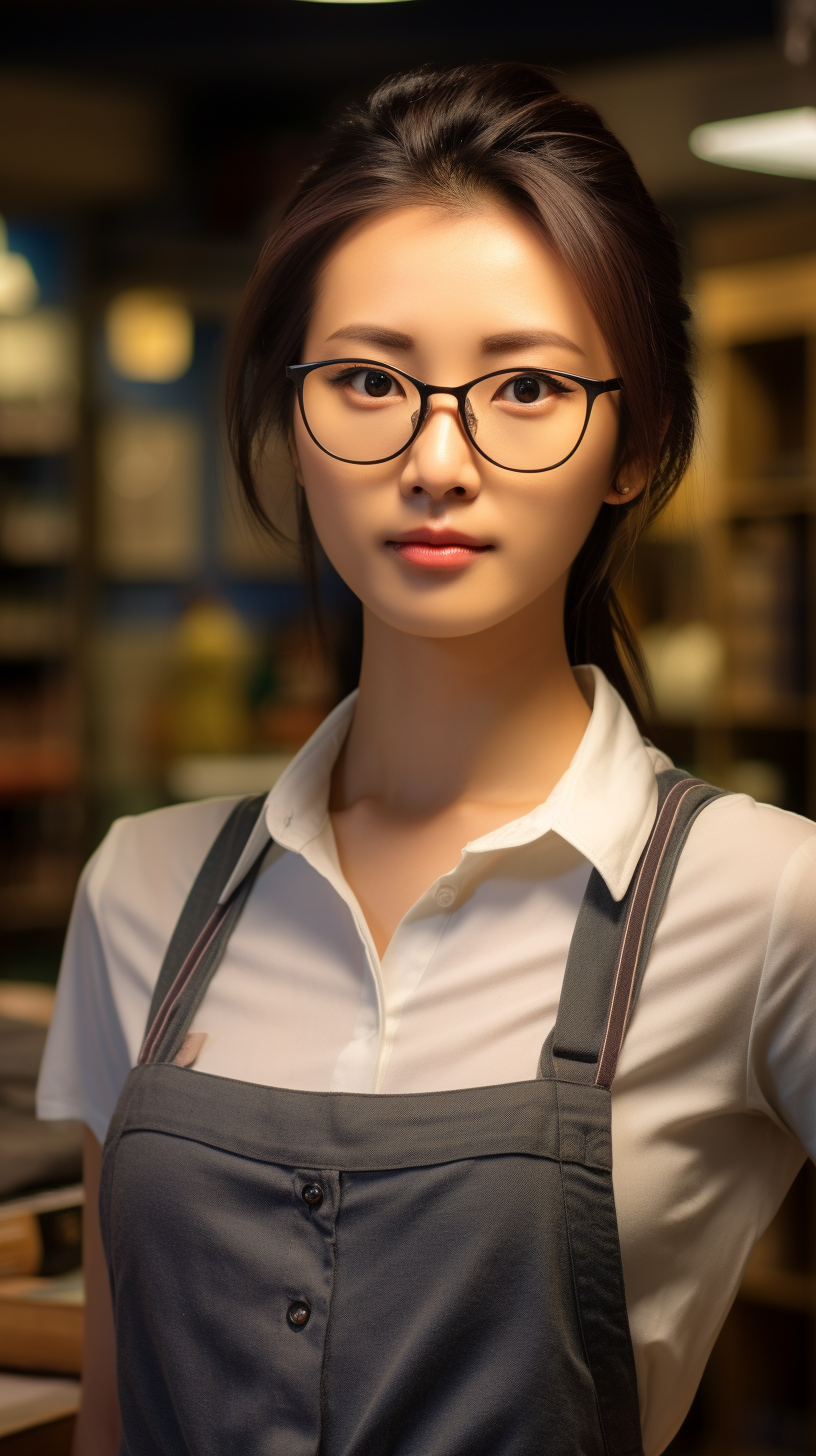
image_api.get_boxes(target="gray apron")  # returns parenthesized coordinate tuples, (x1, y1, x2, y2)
(100, 769, 721, 1456)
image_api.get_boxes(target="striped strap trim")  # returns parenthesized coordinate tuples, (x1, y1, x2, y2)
(594, 778, 706, 1089)
(139, 902, 230, 1066)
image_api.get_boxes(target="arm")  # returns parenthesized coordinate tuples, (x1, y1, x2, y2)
(72, 1126, 120, 1456)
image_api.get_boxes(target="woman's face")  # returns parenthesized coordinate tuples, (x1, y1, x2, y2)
(293, 202, 631, 640)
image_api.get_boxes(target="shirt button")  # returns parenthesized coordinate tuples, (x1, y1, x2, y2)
(301, 1183, 324, 1207)
(287, 1301, 311, 1328)
(435, 884, 457, 908)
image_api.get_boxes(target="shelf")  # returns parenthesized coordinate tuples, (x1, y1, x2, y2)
(0, 743, 80, 799)
(0, 1373, 79, 1442)
(0, 879, 78, 932)
(724, 479, 816, 519)
(649, 697, 813, 734)
(165, 752, 294, 802)
(0, 613, 71, 660)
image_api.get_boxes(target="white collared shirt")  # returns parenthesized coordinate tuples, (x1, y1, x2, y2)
(38, 666, 816, 1455)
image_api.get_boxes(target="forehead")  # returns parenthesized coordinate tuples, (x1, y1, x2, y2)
(306, 202, 607, 361)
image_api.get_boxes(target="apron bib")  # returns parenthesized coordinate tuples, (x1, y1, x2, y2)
(100, 770, 721, 1456)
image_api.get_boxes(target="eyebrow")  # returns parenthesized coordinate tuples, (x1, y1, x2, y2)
(324, 325, 414, 351)
(323, 324, 586, 359)
(480, 329, 585, 358)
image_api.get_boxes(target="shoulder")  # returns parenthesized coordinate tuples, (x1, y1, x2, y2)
(683, 789, 816, 892)
(77, 796, 248, 1024)
(38, 797, 248, 1136)
(660, 787, 816, 996)
(86, 796, 243, 941)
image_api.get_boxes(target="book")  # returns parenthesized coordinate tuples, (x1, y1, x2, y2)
(0, 1371, 80, 1441)
(0, 1269, 83, 1375)
(0, 1186, 83, 1279)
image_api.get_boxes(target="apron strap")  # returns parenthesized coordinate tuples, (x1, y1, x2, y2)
(549, 770, 724, 1456)
(550, 769, 725, 1089)
(139, 794, 269, 1065)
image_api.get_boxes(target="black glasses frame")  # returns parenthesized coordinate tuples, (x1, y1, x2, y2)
(286, 358, 622, 473)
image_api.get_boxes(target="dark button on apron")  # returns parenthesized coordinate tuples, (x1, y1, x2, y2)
(101, 771, 722, 1456)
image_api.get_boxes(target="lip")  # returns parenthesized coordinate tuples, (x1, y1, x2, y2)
(385, 527, 493, 571)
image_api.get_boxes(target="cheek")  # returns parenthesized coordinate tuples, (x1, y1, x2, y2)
(509, 430, 617, 573)
(294, 422, 381, 581)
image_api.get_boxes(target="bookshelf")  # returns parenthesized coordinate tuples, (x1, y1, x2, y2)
(0, 232, 88, 982)
(640, 253, 816, 1454)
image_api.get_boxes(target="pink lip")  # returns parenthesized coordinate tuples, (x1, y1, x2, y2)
(386, 529, 492, 571)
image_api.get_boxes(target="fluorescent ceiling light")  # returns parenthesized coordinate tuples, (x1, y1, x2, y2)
(690, 107, 816, 179)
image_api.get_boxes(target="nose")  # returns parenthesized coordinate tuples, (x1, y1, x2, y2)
(399, 394, 481, 502)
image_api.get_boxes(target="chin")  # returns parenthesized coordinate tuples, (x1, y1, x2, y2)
(362, 594, 530, 640)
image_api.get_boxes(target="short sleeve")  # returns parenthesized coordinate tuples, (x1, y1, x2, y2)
(747, 832, 816, 1158)
(36, 796, 241, 1145)
(37, 838, 133, 1146)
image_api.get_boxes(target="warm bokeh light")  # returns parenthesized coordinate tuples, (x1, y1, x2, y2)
(105, 289, 194, 382)
(690, 107, 816, 178)
(0, 214, 40, 316)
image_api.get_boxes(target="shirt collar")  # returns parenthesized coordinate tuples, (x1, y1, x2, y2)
(219, 665, 664, 904)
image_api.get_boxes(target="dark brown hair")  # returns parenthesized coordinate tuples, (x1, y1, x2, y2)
(226, 62, 696, 718)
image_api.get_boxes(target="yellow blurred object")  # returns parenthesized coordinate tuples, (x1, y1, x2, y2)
(0, 215, 39, 317)
(167, 599, 256, 757)
(0, 312, 78, 402)
(639, 620, 725, 720)
(719, 759, 786, 807)
(105, 289, 193, 382)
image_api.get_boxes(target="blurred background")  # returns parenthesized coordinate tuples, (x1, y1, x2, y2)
(1, 0, 816, 1451)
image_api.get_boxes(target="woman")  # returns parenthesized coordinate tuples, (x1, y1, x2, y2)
(39, 63, 816, 1456)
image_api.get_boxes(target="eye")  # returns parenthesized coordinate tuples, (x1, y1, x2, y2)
(331, 367, 404, 399)
(362, 369, 395, 398)
(511, 375, 543, 404)
(492, 372, 570, 407)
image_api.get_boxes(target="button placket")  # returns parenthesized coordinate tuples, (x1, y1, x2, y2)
(301, 1182, 324, 1208)
(285, 1168, 338, 1344)
(287, 1300, 311, 1328)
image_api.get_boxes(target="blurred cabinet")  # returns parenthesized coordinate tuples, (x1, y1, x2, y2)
(682, 1163, 816, 1456)
(0, 299, 87, 980)
(698, 252, 816, 817)
(637, 252, 816, 817)
(648, 254, 816, 1454)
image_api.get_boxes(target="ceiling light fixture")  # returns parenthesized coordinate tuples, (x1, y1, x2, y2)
(689, 107, 816, 179)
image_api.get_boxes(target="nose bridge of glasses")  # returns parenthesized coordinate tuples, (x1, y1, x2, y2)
(423, 382, 471, 406)
(418, 383, 472, 428)
(414, 385, 474, 446)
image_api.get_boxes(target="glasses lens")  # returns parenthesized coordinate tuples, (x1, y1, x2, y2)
(466, 371, 590, 471)
(300, 362, 421, 463)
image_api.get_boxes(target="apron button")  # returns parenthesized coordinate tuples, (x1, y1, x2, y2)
(287, 1301, 311, 1328)
(301, 1183, 324, 1207)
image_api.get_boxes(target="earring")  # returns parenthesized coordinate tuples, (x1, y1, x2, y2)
(616, 484, 632, 496)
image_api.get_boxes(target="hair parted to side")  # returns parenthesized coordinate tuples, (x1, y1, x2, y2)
(226, 61, 696, 719)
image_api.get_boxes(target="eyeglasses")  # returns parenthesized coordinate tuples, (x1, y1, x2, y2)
(286, 358, 622, 474)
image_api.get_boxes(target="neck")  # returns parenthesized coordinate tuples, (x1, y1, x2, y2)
(332, 584, 592, 818)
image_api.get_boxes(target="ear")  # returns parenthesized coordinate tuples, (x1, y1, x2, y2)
(602, 458, 648, 508)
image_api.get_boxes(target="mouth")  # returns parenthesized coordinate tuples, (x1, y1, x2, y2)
(385, 529, 493, 571)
